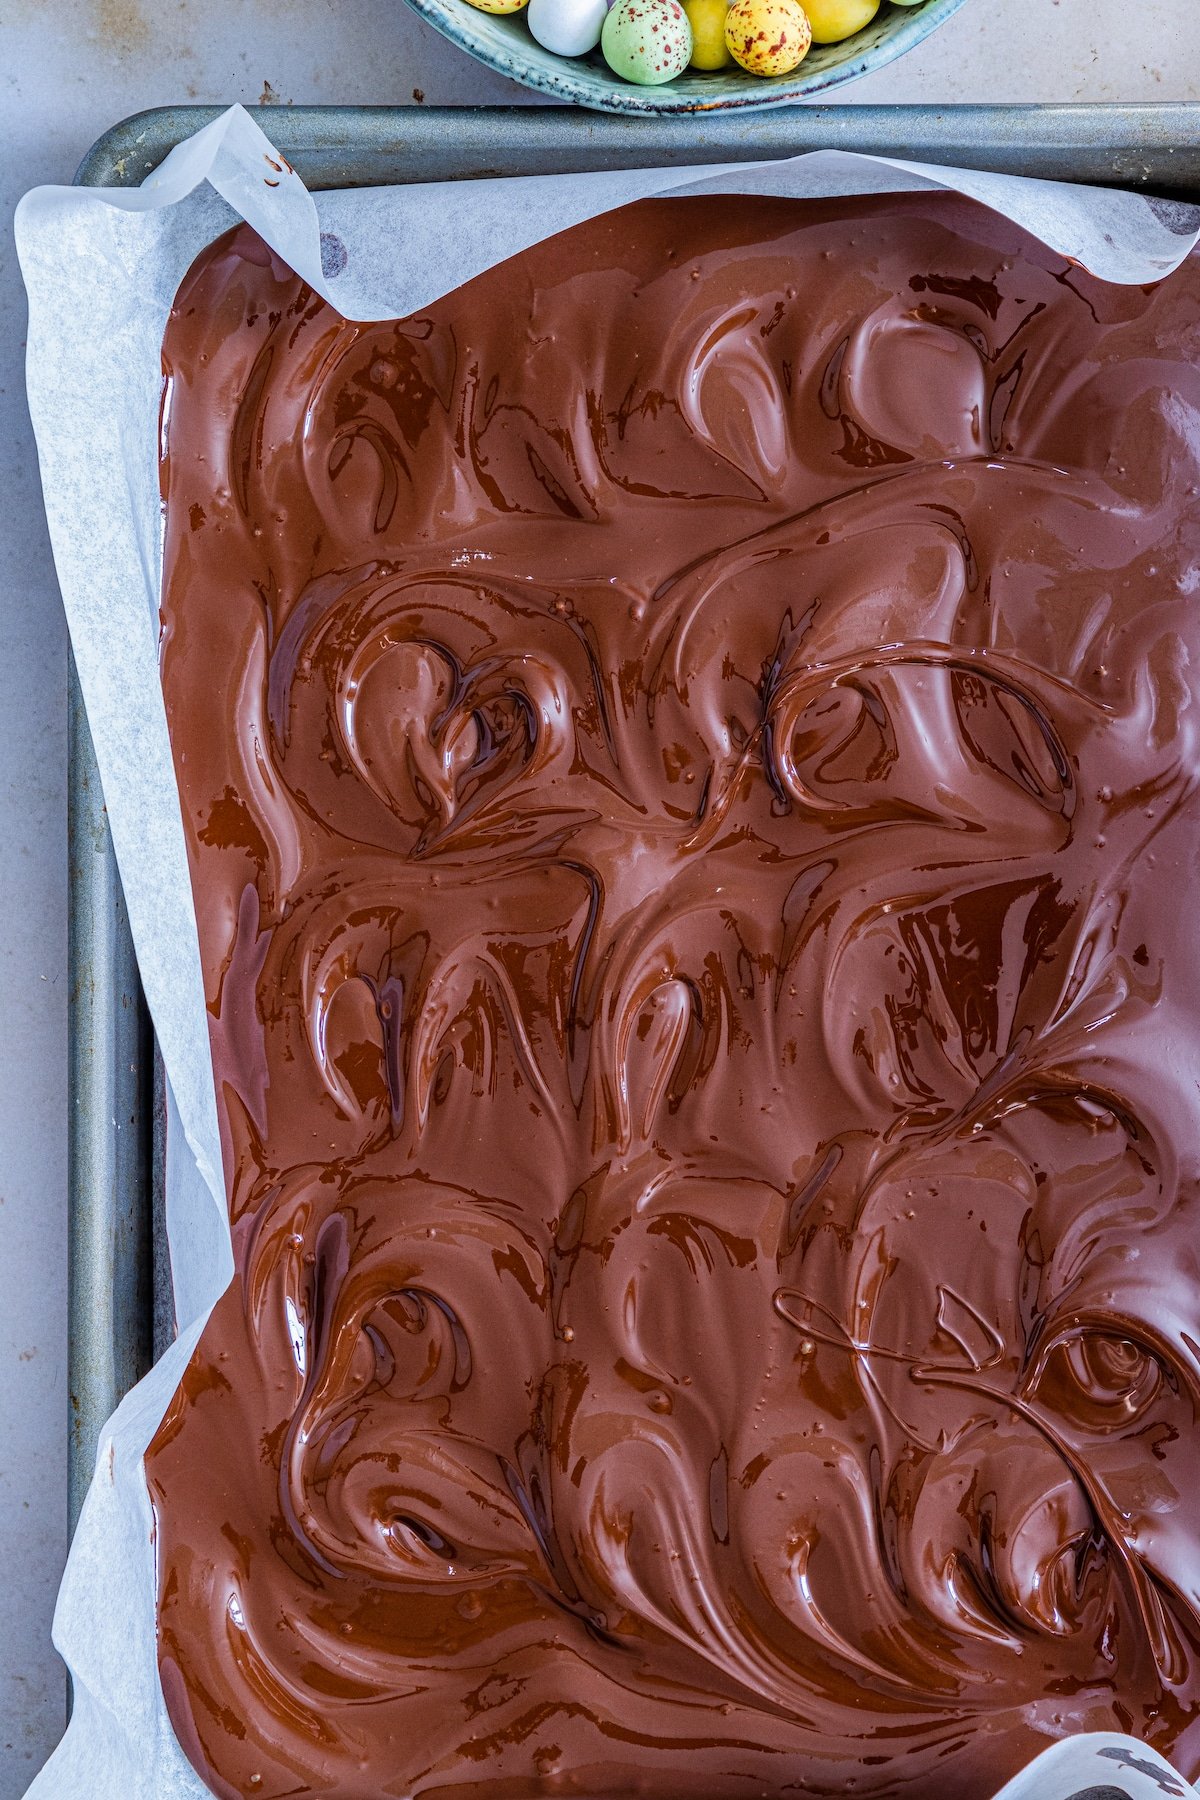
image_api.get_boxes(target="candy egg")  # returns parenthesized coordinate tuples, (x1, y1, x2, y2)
(802, 0, 877, 39)
(724, 0, 810, 75)
(462, 0, 530, 13)
(528, 0, 609, 55)
(683, 0, 733, 67)
(601, 0, 693, 84)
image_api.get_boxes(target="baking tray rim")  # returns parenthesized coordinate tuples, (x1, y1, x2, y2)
(76, 100, 1200, 192)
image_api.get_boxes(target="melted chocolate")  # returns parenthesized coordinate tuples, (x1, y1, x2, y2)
(147, 193, 1200, 1798)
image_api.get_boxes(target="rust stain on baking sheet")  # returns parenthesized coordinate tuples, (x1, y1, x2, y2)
(94, 0, 150, 49)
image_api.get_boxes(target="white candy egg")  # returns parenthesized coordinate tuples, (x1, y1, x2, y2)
(528, 0, 610, 56)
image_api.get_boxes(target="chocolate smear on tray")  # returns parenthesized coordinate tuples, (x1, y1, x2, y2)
(148, 193, 1200, 1797)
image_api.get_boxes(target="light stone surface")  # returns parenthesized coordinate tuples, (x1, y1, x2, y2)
(3, 1, 1199, 1792)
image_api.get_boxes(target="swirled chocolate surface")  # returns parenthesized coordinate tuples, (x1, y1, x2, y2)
(148, 192, 1200, 1799)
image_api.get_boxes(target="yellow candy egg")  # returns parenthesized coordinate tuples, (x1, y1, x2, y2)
(802, 0, 878, 41)
(724, 0, 811, 75)
(683, 0, 733, 68)
(462, 0, 529, 14)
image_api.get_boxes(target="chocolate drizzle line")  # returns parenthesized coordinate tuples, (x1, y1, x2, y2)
(148, 193, 1200, 1799)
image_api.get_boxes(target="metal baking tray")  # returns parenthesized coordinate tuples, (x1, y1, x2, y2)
(68, 98, 1200, 1538)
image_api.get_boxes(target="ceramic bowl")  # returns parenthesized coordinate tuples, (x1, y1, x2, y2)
(401, 0, 971, 116)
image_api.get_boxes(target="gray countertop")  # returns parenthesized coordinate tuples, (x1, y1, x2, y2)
(3, 1, 1200, 1792)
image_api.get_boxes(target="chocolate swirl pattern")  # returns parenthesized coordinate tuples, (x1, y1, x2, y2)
(149, 194, 1200, 1799)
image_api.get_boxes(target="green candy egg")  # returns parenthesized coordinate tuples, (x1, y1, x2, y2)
(601, 0, 693, 84)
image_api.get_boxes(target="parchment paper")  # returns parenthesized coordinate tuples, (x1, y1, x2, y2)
(16, 103, 1200, 1800)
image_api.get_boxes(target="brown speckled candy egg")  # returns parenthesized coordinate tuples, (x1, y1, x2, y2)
(601, 0, 694, 83)
(724, 0, 812, 74)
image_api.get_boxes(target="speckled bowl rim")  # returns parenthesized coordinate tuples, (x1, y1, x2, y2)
(398, 0, 973, 116)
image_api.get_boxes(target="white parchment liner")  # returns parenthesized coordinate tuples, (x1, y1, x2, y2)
(16, 104, 1200, 1800)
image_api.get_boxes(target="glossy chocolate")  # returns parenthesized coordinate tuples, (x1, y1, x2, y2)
(148, 193, 1200, 1799)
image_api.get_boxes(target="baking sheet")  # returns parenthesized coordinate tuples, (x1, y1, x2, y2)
(19, 101, 1200, 1799)
(75, 100, 1200, 192)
